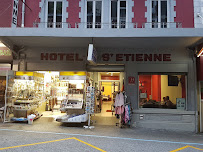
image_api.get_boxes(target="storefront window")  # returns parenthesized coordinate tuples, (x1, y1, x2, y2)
(139, 74, 186, 109)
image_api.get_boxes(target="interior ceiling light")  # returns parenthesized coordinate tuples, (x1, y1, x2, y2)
(0, 41, 6, 47)
(197, 47, 203, 57)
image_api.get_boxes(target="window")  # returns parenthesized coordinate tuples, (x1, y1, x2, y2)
(139, 74, 186, 109)
(151, 0, 167, 28)
(86, 1, 102, 28)
(111, 0, 126, 28)
(47, 1, 63, 28)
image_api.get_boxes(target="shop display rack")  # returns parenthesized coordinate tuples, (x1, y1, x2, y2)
(84, 86, 95, 129)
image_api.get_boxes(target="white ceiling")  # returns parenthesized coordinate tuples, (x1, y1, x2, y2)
(1, 36, 201, 49)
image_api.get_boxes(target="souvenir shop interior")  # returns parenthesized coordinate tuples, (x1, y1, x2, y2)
(3, 71, 131, 127)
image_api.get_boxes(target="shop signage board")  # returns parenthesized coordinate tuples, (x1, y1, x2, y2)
(12, 0, 19, 27)
(59, 76, 86, 80)
(0, 49, 12, 56)
(87, 44, 97, 65)
(59, 71, 86, 80)
(0, 48, 13, 62)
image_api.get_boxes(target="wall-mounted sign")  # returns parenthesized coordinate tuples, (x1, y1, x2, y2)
(87, 44, 97, 65)
(128, 76, 135, 85)
(12, 0, 19, 27)
(176, 98, 186, 110)
(59, 71, 86, 80)
(41, 53, 83, 61)
(102, 53, 171, 62)
(0, 49, 12, 56)
(0, 47, 13, 62)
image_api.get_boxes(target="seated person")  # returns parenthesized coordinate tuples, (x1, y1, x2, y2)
(165, 96, 174, 108)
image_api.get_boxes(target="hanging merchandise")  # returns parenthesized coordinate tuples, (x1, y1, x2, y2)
(84, 86, 95, 129)
(115, 91, 131, 128)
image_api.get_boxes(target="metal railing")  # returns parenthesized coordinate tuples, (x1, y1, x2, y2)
(33, 22, 71, 28)
(75, 22, 138, 29)
(33, 22, 182, 29)
(142, 22, 182, 28)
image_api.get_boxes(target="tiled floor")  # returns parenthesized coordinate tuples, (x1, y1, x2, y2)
(92, 101, 118, 126)
(95, 101, 115, 117)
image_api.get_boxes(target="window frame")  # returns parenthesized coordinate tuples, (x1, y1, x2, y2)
(138, 73, 188, 110)
(149, 0, 170, 28)
(85, 0, 103, 29)
(109, 0, 128, 29)
(45, 0, 64, 28)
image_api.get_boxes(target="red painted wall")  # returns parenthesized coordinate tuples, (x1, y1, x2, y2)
(139, 75, 151, 99)
(67, 0, 81, 28)
(174, 0, 194, 28)
(23, 0, 41, 27)
(132, 0, 147, 28)
(152, 75, 161, 101)
(0, 0, 13, 27)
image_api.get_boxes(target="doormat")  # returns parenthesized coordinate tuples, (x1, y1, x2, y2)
(106, 110, 112, 112)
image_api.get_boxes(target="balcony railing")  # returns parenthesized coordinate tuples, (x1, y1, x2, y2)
(33, 22, 71, 28)
(33, 22, 182, 29)
(75, 22, 138, 28)
(142, 22, 182, 28)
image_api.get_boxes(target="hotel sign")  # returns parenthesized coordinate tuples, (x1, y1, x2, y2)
(12, 0, 19, 27)
(102, 53, 171, 62)
(41, 53, 83, 61)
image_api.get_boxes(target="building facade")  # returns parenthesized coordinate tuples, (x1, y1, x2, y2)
(0, 0, 203, 132)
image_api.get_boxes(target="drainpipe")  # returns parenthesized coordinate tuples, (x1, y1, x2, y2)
(21, 0, 25, 27)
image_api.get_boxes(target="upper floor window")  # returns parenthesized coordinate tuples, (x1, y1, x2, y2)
(47, 1, 63, 28)
(151, 0, 167, 28)
(86, 0, 102, 28)
(111, 0, 126, 28)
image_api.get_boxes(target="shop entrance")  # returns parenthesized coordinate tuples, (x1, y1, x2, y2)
(90, 72, 125, 126)
(4, 71, 86, 124)
(3, 71, 126, 127)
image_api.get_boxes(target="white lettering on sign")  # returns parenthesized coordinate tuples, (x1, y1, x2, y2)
(12, 0, 19, 27)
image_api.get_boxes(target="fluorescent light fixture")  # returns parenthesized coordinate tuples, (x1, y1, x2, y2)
(197, 47, 203, 57)
(0, 41, 6, 47)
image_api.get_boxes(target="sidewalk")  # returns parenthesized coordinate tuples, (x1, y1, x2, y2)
(0, 117, 203, 146)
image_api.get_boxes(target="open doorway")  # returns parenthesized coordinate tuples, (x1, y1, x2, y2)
(4, 71, 86, 124)
(91, 72, 125, 126)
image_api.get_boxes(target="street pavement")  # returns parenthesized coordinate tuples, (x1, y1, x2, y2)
(0, 118, 203, 152)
